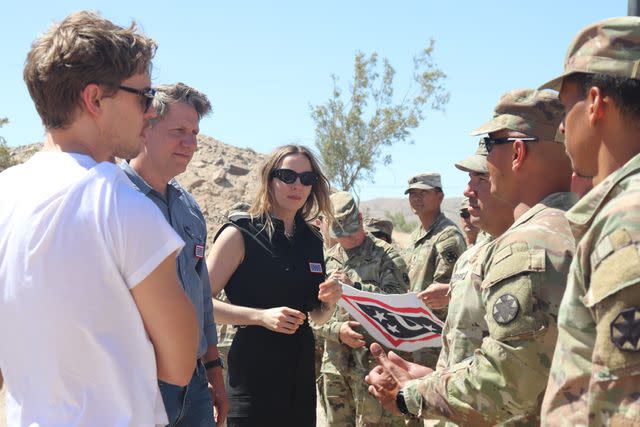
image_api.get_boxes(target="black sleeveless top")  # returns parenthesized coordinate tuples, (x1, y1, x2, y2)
(216, 214, 325, 426)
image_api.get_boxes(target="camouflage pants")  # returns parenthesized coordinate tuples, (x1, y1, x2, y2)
(217, 345, 231, 427)
(320, 371, 406, 427)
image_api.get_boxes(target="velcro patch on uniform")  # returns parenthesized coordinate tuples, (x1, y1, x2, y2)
(483, 246, 546, 289)
(492, 293, 520, 324)
(194, 244, 205, 259)
(309, 262, 323, 274)
(585, 229, 640, 307)
(610, 307, 640, 352)
(442, 249, 458, 264)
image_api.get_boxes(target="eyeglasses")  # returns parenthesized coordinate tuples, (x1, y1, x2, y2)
(118, 85, 156, 113)
(482, 136, 538, 153)
(271, 169, 319, 186)
(460, 209, 470, 219)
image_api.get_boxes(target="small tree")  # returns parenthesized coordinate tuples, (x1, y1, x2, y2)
(385, 210, 419, 234)
(0, 117, 13, 173)
(311, 40, 449, 194)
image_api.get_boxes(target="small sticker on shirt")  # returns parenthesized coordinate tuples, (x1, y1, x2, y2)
(309, 262, 323, 274)
(194, 244, 205, 259)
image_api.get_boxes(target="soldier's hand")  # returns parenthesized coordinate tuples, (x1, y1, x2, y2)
(260, 307, 306, 334)
(418, 282, 450, 309)
(331, 272, 352, 286)
(339, 320, 365, 348)
(318, 277, 342, 306)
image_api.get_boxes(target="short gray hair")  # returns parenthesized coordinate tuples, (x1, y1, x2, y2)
(151, 82, 212, 122)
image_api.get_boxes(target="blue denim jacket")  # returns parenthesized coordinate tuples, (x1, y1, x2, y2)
(121, 161, 217, 357)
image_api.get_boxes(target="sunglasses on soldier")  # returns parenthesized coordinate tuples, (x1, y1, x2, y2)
(271, 169, 319, 186)
(482, 136, 538, 153)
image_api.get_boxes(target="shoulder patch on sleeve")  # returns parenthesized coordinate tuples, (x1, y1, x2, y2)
(585, 229, 640, 307)
(483, 244, 545, 289)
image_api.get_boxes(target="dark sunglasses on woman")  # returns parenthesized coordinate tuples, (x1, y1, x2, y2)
(271, 169, 319, 186)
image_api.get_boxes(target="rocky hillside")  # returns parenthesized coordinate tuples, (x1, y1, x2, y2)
(7, 136, 464, 249)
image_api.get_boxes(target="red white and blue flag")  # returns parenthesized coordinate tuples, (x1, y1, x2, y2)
(338, 284, 444, 351)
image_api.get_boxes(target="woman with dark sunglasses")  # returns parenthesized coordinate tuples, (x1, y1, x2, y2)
(206, 145, 341, 427)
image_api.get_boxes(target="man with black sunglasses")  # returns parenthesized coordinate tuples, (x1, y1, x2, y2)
(0, 11, 199, 426)
(366, 89, 576, 425)
(123, 83, 228, 427)
(458, 197, 479, 247)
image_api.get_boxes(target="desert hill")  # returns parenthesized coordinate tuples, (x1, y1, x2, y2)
(6, 136, 464, 249)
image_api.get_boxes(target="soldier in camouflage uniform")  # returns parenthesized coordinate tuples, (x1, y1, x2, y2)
(364, 217, 394, 244)
(539, 17, 640, 425)
(434, 141, 514, 375)
(403, 173, 466, 367)
(316, 191, 409, 427)
(457, 197, 480, 247)
(367, 89, 577, 425)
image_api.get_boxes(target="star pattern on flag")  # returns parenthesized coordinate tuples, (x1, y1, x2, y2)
(492, 293, 520, 324)
(373, 311, 386, 322)
(610, 307, 640, 352)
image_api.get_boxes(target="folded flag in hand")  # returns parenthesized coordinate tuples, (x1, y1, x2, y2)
(337, 283, 444, 351)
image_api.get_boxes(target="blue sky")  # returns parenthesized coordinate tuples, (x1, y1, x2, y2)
(0, 1, 627, 200)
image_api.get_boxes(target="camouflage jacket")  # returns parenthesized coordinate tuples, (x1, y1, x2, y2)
(316, 233, 409, 374)
(404, 212, 466, 367)
(436, 234, 493, 371)
(541, 154, 640, 426)
(402, 192, 577, 425)
(405, 212, 466, 294)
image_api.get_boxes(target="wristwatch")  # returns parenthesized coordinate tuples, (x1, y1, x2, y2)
(204, 358, 224, 370)
(395, 389, 415, 417)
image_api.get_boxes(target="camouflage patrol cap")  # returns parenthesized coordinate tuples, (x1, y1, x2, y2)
(540, 17, 640, 91)
(470, 89, 565, 143)
(454, 139, 488, 174)
(459, 197, 470, 211)
(404, 173, 442, 194)
(329, 191, 360, 237)
(363, 217, 393, 240)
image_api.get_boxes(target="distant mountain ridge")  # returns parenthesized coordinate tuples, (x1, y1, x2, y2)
(7, 138, 464, 246)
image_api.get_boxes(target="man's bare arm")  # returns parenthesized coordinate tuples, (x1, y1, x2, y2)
(131, 252, 198, 386)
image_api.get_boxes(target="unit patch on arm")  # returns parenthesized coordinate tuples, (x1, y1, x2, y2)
(610, 307, 640, 352)
(492, 293, 520, 324)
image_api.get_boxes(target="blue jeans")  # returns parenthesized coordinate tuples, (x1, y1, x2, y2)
(158, 361, 214, 427)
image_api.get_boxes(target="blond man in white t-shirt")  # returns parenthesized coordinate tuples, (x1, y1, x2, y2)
(0, 11, 199, 427)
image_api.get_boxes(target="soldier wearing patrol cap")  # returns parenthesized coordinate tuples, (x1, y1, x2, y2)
(538, 17, 640, 425)
(366, 89, 576, 425)
(364, 217, 394, 244)
(458, 197, 479, 246)
(315, 191, 409, 427)
(403, 173, 466, 367)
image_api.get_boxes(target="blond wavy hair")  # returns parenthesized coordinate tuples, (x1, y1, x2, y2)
(249, 145, 333, 237)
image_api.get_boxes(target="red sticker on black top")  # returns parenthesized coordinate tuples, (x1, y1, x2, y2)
(194, 244, 205, 259)
(309, 262, 323, 274)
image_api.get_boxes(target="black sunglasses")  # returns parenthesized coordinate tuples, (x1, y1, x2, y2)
(460, 209, 470, 219)
(118, 85, 156, 113)
(271, 169, 319, 186)
(482, 136, 538, 153)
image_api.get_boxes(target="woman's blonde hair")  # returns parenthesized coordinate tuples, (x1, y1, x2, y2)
(249, 145, 333, 236)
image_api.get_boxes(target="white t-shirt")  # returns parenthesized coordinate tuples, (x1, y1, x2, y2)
(0, 152, 184, 427)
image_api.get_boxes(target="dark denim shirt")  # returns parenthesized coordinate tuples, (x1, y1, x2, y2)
(121, 161, 217, 357)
